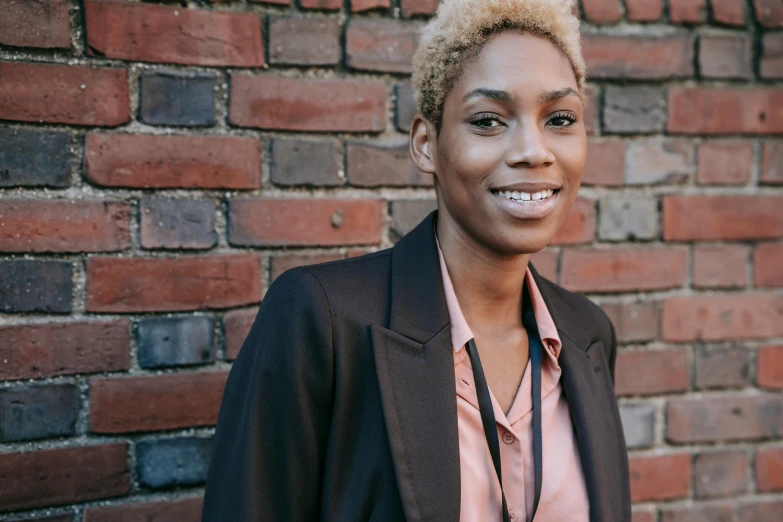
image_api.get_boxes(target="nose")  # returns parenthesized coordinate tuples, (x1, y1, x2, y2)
(505, 119, 556, 168)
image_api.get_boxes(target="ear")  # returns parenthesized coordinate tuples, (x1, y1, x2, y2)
(409, 114, 437, 175)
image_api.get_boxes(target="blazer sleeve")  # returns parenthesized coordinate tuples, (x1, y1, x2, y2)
(202, 267, 334, 522)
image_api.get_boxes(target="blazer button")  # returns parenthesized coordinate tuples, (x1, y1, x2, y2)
(502, 432, 515, 444)
(509, 509, 518, 520)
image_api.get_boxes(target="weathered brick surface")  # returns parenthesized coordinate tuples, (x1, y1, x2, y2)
(137, 316, 215, 368)
(136, 437, 213, 489)
(84, 133, 261, 189)
(89, 372, 228, 433)
(0, 444, 130, 510)
(0, 200, 130, 253)
(0, 321, 130, 381)
(139, 71, 216, 127)
(84, 0, 264, 66)
(0, 0, 778, 515)
(140, 199, 217, 250)
(0, 62, 129, 126)
(0, 128, 70, 188)
(0, 384, 80, 442)
(0, 260, 72, 313)
(0, 0, 70, 49)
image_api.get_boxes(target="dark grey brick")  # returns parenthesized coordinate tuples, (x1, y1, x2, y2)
(0, 384, 80, 442)
(619, 402, 655, 448)
(270, 138, 342, 186)
(136, 436, 213, 489)
(268, 16, 341, 66)
(390, 199, 437, 242)
(598, 197, 659, 241)
(137, 316, 215, 369)
(347, 141, 432, 187)
(695, 346, 751, 389)
(0, 128, 70, 187)
(140, 198, 217, 250)
(603, 86, 666, 134)
(395, 83, 416, 132)
(139, 71, 216, 127)
(0, 261, 72, 313)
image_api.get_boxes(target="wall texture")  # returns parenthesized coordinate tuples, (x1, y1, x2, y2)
(0, 0, 781, 520)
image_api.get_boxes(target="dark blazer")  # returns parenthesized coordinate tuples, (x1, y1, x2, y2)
(202, 211, 631, 522)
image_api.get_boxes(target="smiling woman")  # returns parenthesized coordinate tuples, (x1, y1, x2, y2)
(202, 1, 630, 521)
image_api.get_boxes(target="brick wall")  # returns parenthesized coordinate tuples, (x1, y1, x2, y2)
(0, 0, 781, 520)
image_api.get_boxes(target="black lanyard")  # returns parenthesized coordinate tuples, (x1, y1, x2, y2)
(464, 282, 543, 521)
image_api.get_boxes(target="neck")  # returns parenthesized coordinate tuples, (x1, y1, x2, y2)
(436, 210, 530, 335)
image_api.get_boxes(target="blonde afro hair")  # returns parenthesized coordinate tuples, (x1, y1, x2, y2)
(412, 0, 585, 127)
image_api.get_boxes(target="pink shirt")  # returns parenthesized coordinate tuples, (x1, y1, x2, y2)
(437, 243, 590, 522)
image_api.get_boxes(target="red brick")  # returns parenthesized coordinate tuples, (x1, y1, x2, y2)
(0, 200, 130, 253)
(758, 345, 783, 390)
(230, 75, 386, 132)
(738, 501, 783, 522)
(0, 0, 70, 49)
(755, 243, 783, 287)
(753, 0, 783, 28)
(632, 510, 655, 522)
(664, 196, 783, 241)
(712, 0, 746, 25)
(300, 0, 342, 9)
(84, 496, 203, 522)
(268, 16, 341, 66)
(629, 454, 691, 502)
(615, 350, 689, 396)
(667, 395, 783, 443)
(582, 35, 694, 79)
(699, 34, 752, 79)
(223, 308, 259, 361)
(561, 247, 687, 293)
(693, 245, 749, 288)
(0, 62, 129, 126)
(582, 139, 625, 186)
(761, 142, 783, 184)
(89, 372, 228, 433)
(86, 255, 261, 313)
(270, 254, 343, 282)
(601, 302, 659, 342)
(346, 141, 432, 187)
(625, 0, 663, 21)
(693, 451, 748, 497)
(696, 141, 753, 185)
(583, 84, 599, 135)
(671, 0, 707, 22)
(229, 199, 384, 247)
(84, 0, 263, 66)
(668, 87, 783, 134)
(550, 198, 596, 245)
(401, 0, 437, 17)
(249, 0, 290, 4)
(662, 293, 783, 342)
(0, 321, 130, 381)
(661, 505, 734, 522)
(761, 34, 783, 79)
(347, 18, 419, 73)
(582, 0, 622, 23)
(530, 249, 558, 283)
(0, 444, 129, 511)
(351, 0, 390, 11)
(757, 447, 783, 492)
(84, 133, 260, 189)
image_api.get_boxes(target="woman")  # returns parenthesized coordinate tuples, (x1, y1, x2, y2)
(202, 0, 631, 520)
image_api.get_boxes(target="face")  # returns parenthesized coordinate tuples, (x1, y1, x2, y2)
(411, 31, 587, 255)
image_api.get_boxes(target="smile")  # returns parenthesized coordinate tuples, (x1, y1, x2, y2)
(490, 188, 562, 220)
(492, 189, 556, 202)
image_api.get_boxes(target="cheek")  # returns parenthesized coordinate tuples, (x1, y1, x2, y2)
(438, 132, 503, 188)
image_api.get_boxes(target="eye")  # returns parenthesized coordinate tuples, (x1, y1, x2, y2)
(548, 112, 577, 127)
(469, 113, 504, 129)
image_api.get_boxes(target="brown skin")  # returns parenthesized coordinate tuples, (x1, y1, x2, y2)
(409, 31, 587, 414)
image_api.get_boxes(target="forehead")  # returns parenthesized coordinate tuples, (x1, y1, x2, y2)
(452, 31, 578, 100)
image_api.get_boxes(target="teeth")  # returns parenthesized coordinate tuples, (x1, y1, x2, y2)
(496, 189, 555, 202)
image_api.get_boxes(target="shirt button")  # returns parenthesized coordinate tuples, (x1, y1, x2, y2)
(509, 509, 518, 520)
(502, 432, 515, 444)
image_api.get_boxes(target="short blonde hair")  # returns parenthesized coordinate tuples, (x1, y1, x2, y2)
(412, 0, 585, 127)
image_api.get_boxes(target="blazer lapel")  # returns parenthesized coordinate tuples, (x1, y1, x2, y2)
(371, 211, 461, 522)
(529, 264, 628, 522)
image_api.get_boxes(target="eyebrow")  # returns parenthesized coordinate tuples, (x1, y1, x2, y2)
(462, 88, 512, 103)
(540, 87, 580, 104)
